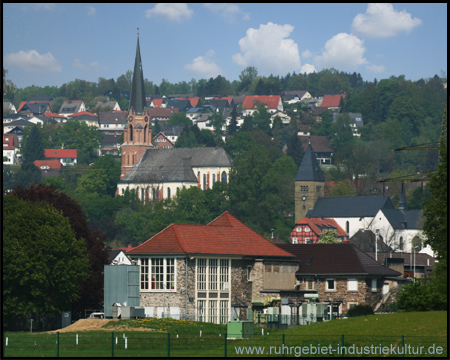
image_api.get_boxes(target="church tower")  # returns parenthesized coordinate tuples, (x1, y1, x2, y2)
(121, 31, 153, 179)
(294, 142, 325, 223)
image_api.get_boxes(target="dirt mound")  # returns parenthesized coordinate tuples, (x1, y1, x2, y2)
(47, 319, 118, 333)
(47, 318, 158, 333)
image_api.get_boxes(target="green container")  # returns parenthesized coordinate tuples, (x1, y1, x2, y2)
(227, 321, 254, 338)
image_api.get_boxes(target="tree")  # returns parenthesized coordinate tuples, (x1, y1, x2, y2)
(253, 103, 272, 135)
(22, 125, 45, 164)
(238, 66, 258, 93)
(3, 195, 90, 324)
(11, 184, 110, 318)
(3, 67, 17, 99)
(209, 112, 226, 137)
(14, 162, 42, 189)
(240, 114, 254, 132)
(227, 106, 238, 135)
(52, 121, 103, 164)
(168, 112, 193, 126)
(318, 229, 340, 244)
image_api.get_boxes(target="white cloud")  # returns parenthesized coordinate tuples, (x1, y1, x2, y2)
(300, 64, 316, 74)
(185, 50, 222, 78)
(232, 22, 300, 75)
(4, 50, 61, 72)
(352, 3, 422, 38)
(87, 6, 96, 16)
(302, 50, 312, 59)
(31, 3, 56, 11)
(145, 3, 193, 22)
(366, 64, 386, 73)
(203, 3, 249, 22)
(73, 59, 105, 72)
(314, 33, 368, 70)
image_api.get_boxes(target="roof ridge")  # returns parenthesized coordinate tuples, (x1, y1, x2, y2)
(171, 224, 188, 253)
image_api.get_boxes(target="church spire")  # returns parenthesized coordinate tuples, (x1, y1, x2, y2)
(129, 30, 146, 115)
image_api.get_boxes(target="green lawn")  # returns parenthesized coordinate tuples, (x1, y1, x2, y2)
(3, 311, 447, 357)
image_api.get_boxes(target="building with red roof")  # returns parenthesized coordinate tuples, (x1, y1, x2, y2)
(3, 134, 20, 164)
(44, 149, 77, 166)
(33, 159, 62, 177)
(320, 93, 346, 110)
(290, 217, 348, 244)
(242, 95, 283, 116)
(124, 212, 298, 323)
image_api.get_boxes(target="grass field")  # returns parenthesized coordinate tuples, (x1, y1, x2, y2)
(3, 311, 447, 357)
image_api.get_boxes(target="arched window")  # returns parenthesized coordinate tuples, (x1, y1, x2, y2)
(167, 187, 171, 199)
(152, 188, 156, 200)
(136, 186, 140, 200)
(221, 171, 227, 184)
(144, 125, 147, 143)
(203, 174, 207, 190)
(141, 187, 145, 201)
(346, 221, 349, 234)
(399, 237, 404, 250)
(129, 125, 133, 142)
(213, 173, 216, 185)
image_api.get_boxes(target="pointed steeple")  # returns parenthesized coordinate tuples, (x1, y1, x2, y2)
(129, 31, 146, 115)
(295, 143, 325, 182)
(398, 182, 407, 210)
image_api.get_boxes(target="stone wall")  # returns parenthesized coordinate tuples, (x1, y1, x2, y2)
(230, 259, 253, 306)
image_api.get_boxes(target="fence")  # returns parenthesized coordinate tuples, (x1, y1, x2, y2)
(3, 331, 447, 357)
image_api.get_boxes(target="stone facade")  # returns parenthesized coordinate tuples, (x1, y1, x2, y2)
(297, 276, 383, 315)
(294, 180, 325, 223)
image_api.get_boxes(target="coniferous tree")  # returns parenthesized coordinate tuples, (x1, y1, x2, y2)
(22, 125, 45, 164)
(227, 106, 238, 135)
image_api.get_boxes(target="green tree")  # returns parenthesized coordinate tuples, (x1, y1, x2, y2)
(227, 106, 238, 135)
(52, 121, 103, 164)
(14, 162, 42, 188)
(12, 184, 110, 318)
(318, 229, 340, 244)
(3, 195, 90, 321)
(240, 114, 254, 132)
(22, 125, 45, 164)
(238, 66, 258, 93)
(209, 112, 226, 137)
(168, 112, 193, 126)
(253, 103, 272, 135)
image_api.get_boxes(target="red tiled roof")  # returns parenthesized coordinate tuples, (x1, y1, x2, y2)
(69, 111, 98, 117)
(321, 93, 346, 108)
(17, 101, 27, 113)
(299, 135, 334, 153)
(293, 217, 348, 237)
(129, 212, 295, 258)
(148, 107, 179, 118)
(151, 99, 164, 108)
(63, 100, 82, 103)
(33, 159, 62, 170)
(214, 96, 233, 105)
(45, 149, 77, 158)
(3, 134, 19, 149)
(242, 95, 281, 110)
(43, 112, 66, 118)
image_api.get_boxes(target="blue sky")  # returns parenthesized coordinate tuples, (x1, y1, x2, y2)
(3, 3, 447, 90)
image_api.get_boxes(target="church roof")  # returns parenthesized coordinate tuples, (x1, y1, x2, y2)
(381, 209, 423, 230)
(307, 195, 395, 218)
(128, 212, 295, 258)
(119, 147, 233, 184)
(129, 34, 146, 115)
(295, 142, 325, 182)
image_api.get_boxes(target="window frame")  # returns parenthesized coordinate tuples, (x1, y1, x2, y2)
(138, 257, 177, 292)
(347, 278, 358, 292)
(326, 278, 335, 291)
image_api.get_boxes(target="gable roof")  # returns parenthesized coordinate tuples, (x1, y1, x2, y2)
(3, 134, 20, 149)
(98, 111, 127, 124)
(69, 111, 98, 119)
(120, 147, 233, 184)
(166, 99, 191, 112)
(33, 159, 62, 170)
(295, 142, 325, 182)
(45, 149, 77, 159)
(129, 212, 296, 258)
(242, 95, 281, 110)
(59, 100, 84, 114)
(159, 124, 183, 136)
(294, 217, 348, 237)
(307, 196, 395, 218)
(299, 135, 333, 153)
(321, 93, 345, 108)
(277, 243, 401, 276)
(366, 251, 435, 267)
(148, 107, 179, 118)
(381, 209, 423, 230)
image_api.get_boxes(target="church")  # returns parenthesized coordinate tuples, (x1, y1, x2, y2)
(117, 33, 232, 201)
(294, 142, 426, 253)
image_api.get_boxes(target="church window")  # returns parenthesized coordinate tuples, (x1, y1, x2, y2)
(144, 125, 147, 143)
(399, 237, 404, 250)
(316, 186, 321, 193)
(129, 125, 133, 142)
(167, 187, 171, 199)
(203, 174, 207, 190)
(152, 188, 156, 200)
(213, 173, 216, 185)
(346, 221, 350, 234)
(301, 185, 309, 192)
(221, 171, 227, 184)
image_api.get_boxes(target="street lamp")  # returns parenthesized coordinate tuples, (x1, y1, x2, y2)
(413, 245, 420, 281)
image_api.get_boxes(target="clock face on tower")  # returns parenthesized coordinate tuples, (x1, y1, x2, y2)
(129, 116, 133, 122)
(144, 116, 149, 122)
(302, 196, 307, 201)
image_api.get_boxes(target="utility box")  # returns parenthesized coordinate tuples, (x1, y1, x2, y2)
(134, 307, 145, 318)
(121, 306, 135, 319)
(104, 265, 140, 318)
(227, 321, 254, 338)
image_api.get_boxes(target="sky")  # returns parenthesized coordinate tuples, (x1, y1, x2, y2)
(3, 3, 447, 90)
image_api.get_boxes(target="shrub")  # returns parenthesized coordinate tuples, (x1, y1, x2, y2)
(347, 304, 374, 317)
